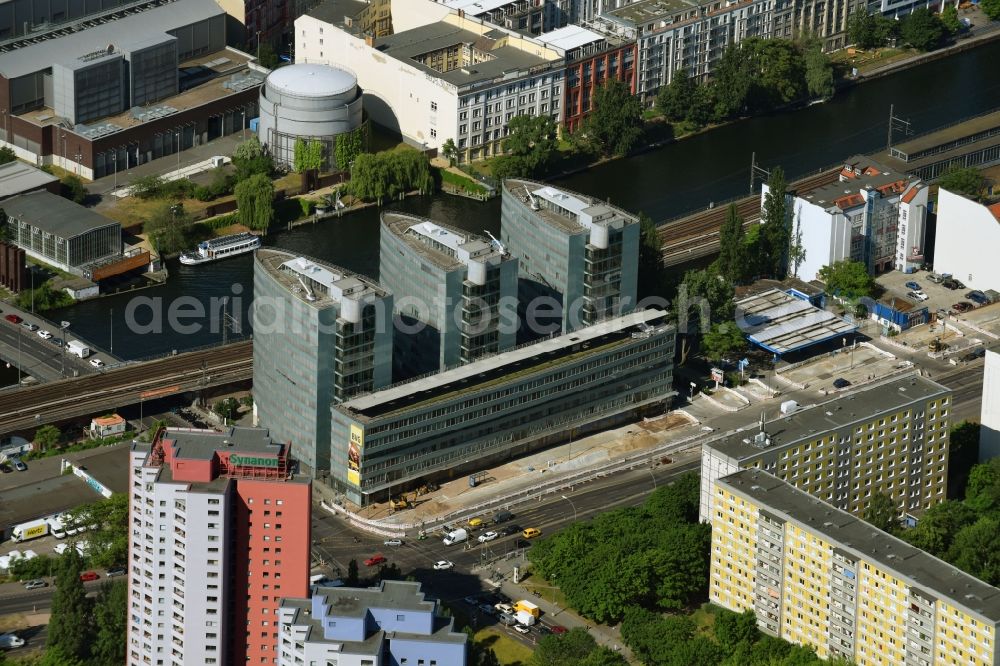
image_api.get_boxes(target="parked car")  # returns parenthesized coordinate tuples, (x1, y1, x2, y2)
(513, 625, 531, 635)
(106, 567, 126, 577)
(23, 579, 46, 590)
(20, 321, 38, 332)
(478, 603, 495, 615)
(4, 314, 22, 324)
(11, 458, 27, 472)
(432, 560, 453, 571)
(953, 302, 974, 313)
(363, 554, 387, 567)
(536, 625, 553, 635)
(36, 329, 52, 340)
(904, 281, 921, 291)
(89, 358, 105, 368)
(79, 571, 100, 582)
(549, 625, 568, 634)
(907, 290, 929, 302)
(833, 378, 851, 389)
(50, 337, 63, 347)
(967, 290, 989, 305)
(499, 612, 517, 626)
(495, 603, 514, 615)
(383, 538, 403, 547)
(477, 531, 499, 543)
(927, 273, 944, 284)
(463, 596, 480, 605)
(943, 279, 960, 290)
(522, 528, 542, 539)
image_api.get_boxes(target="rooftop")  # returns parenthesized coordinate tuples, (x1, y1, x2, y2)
(798, 155, 920, 211)
(536, 25, 605, 51)
(0, 0, 223, 79)
(265, 63, 357, 97)
(0, 161, 58, 199)
(255, 247, 386, 309)
(306, 0, 370, 27)
(438, 0, 521, 13)
(2, 190, 120, 239)
(888, 108, 1000, 161)
(989, 202, 1000, 222)
(339, 309, 670, 419)
(734, 288, 856, 355)
(315, 580, 438, 618)
(160, 426, 284, 462)
(374, 21, 553, 87)
(504, 178, 638, 235)
(604, 0, 701, 25)
(704, 374, 951, 461)
(719, 469, 1000, 623)
(381, 212, 505, 272)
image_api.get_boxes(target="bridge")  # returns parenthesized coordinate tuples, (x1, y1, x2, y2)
(0, 340, 252, 433)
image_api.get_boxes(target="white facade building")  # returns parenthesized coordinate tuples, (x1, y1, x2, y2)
(933, 188, 1000, 292)
(768, 156, 928, 282)
(295, 9, 565, 162)
(981, 346, 1000, 462)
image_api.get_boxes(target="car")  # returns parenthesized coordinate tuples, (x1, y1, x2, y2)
(383, 538, 403, 547)
(478, 603, 495, 615)
(832, 378, 851, 389)
(904, 281, 921, 291)
(943, 279, 960, 290)
(363, 554, 387, 567)
(536, 625, 553, 635)
(967, 290, 989, 305)
(495, 603, 514, 615)
(927, 273, 944, 284)
(493, 510, 515, 524)
(53, 543, 69, 555)
(463, 596, 480, 605)
(36, 329, 52, 340)
(478, 531, 499, 543)
(498, 612, 517, 626)
(20, 321, 38, 332)
(50, 337, 63, 347)
(23, 579, 46, 590)
(79, 571, 100, 582)
(11, 458, 27, 472)
(433, 560, 454, 571)
(549, 625, 568, 634)
(500, 524, 522, 536)
(907, 291, 929, 302)
(106, 567, 126, 577)
(467, 517, 484, 529)
(89, 358, 105, 368)
(522, 528, 542, 539)
(952, 279, 966, 290)
(4, 314, 22, 324)
(953, 301, 974, 313)
(513, 625, 531, 635)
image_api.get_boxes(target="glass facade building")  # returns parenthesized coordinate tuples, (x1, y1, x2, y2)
(252, 248, 392, 476)
(330, 309, 675, 505)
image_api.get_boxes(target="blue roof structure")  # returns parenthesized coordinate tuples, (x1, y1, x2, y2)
(735, 288, 857, 356)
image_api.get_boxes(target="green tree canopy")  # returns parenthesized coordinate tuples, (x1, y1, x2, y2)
(759, 167, 790, 278)
(982, 0, 1000, 20)
(60, 175, 88, 204)
(234, 173, 275, 231)
(637, 212, 666, 299)
(949, 421, 981, 498)
(817, 260, 875, 300)
(493, 114, 558, 179)
(656, 69, 698, 122)
(144, 202, 190, 255)
(350, 148, 435, 203)
(718, 204, 747, 284)
(530, 627, 600, 666)
(64, 493, 129, 569)
(940, 4, 961, 34)
(714, 608, 760, 653)
(946, 515, 1000, 585)
(863, 491, 900, 533)
(938, 166, 986, 199)
(964, 457, 1000, 513)
(232, 136, 273, 180)
(803, 41, 834, 100)
(847, 10, 898, 49)
(33, 424, 60, 451)
(335, 127, 366, 171)
(901, 7, 945, 51)
(677, 268, 735, 334)
(585, 79, 644, 156)
(901, 499, 975, 556)
(48, 549, 92, 660)
(91, 579, 127, 665)
(702, 322, 747, 363)
(0, 146, 16, 165)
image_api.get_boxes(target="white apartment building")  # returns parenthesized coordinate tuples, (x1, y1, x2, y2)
(768, 155, 928, 282)
(295, 7, 566, 162)
(933, 188, 1000, 293)
(982, 345, 1000, 462)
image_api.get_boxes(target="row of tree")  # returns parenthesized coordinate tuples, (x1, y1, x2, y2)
(847, 6, 959, 52)
(348, 147, 435, 204)
(292, 126, 366, 174)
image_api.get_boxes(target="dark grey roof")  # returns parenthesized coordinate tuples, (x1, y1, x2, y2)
(705, 374, 951, 461)
(0, 0, 222, 79)
(0, 161, 58, 199)
(162, 426, 284, 461)
(315, 580, 438, 617)
(719, 469, 1000, 624)
(280, 597, 384, 654)
(306, 0, 370, 26)
(2, 191, 120, 240)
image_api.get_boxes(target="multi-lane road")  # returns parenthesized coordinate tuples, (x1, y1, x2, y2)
(0, 314, 96, 383)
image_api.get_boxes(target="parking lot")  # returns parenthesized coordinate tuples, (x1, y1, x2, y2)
(876, 269, 991, 319)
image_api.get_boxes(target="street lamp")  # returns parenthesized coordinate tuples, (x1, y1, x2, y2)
(256, 31, 262, 62)
(560, 495, 578, 522)
(241, 110, 247, 140)
(175, 132, 181, 170)
(59, 321, 70, 377)
(112, 151, 118, 190)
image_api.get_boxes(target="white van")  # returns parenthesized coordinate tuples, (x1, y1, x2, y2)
(443, 528, 468, 546)
(67, 340, 90, 358)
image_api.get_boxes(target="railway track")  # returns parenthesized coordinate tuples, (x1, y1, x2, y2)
(0, 340, 253, 432)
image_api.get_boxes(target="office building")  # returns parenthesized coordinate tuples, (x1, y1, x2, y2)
(932, 188, 1000, 293)
(699, 374, 952, 523)
(252, 248, 392, 476)
(127, 426, 311, 665)
(981, 345, 1000, 462)
(278, 580, 467, 666)
(295, 7, 566, 161)
(769, 155, 928, 281)
(501, 178, 639, 334)
(379, 212, 518, 378)
(710, 469, 1000, 665)
(0, 0, 261, 179)
(2, 190, 120, 273)
(330, 309, 674, 505)
(435, 0, 573, 34)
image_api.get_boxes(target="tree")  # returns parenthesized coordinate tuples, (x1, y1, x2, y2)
(335, 127, 365, 171)
(941, 3, 962, 35)
(0, 146, 16, 165)
(257, 41, 280, 69)
(233, 136, 273, 181)
(477, 648, 501, 666)
(501, 114, 558, 176)
(531, 628, 599, 666)
(847, 10, 897, 49)
(804, 42, 834, 100)
(440, 138, 458, 166)
(144, 202, 189, 255)
(622, 606, 695, 665)
(347, 559, 359, 586)
(677, 268, 735, 334)
(901, 8, 945, 51)
(585, 79, 644, 156)
(235, 173, 275, 231)
(48, 549, 92, 660)
(817, 260, 874, 300)
(33, 424, 60, 451)
(579, 647, 628, 666)
(657, 69, 698, 122)
(714, 608, 759, 653)
(711, 44, 753, 119)
(759, 167, 790, 278)
(947, 515, 1000, 585)
(718, 204, 746, 284)
(863, 491, 899, 533)
(748, 39, 806, 110)
(982, 0, 1000, 21)
(637, 212, 666, 299)
(64, 494, 129, 569)
(938, 166, 986, 199)
(901, 500, 975, 556)
(702, 322, 747, 362)
(949, 421, 981, 498)
(349, 148, 434, 203)
(964, 457, 1000, 513)
(91, 580, 127, 665)
(60, 175, 88, 204)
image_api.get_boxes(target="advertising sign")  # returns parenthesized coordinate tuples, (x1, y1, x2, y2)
(348, 425, 363, 486)
(24, 524, 48, 540)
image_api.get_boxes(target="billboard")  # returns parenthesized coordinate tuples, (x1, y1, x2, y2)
(347, 425, 363, 486)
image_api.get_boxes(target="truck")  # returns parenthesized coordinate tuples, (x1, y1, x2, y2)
(515, 610, 537, 626)
(10, 519, 49, 542)
(67, 340, 90, 358)
(442, 528, 468, 546)
(515, 600, 540, 619)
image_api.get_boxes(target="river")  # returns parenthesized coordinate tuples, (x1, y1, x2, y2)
(46, 39, 1000, 361)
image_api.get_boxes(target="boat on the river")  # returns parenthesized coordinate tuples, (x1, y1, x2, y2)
(179, 233, 261, 265)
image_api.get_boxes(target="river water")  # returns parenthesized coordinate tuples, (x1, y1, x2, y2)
(46, 40, 1000, 361)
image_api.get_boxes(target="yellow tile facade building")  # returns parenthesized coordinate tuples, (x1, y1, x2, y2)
(700, 374, 952, 523)
(710, 470, 1000, 666)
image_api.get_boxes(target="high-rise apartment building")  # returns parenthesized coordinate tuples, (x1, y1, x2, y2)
(699, 374, 952, 523)
(500, 178, 639, 334)
(710, 469, 1000, 666)
(379, 212, 518, 378)
(127, 426, 311, 666)
(981, 344, 1000, 462)
(252, 247, 392, 476)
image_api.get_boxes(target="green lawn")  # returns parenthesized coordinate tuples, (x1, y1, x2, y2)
(691, 603, 719, 636)
(475, 628, 535, 665)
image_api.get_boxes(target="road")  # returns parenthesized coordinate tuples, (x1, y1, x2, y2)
(0, 340, 251, 433)
(0, 316, 95, 384)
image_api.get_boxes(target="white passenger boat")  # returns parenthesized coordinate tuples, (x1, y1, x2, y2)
(179, 232, 261, 265)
